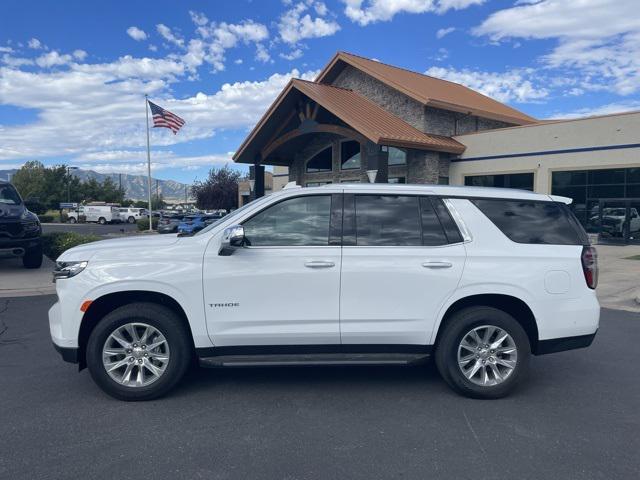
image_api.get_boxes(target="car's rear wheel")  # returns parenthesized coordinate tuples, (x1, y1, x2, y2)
(98, 217, 106, 225)
(435, 306, 530, 399)
(22, 244, 43, 269)
(128, 216, 136, 224)
(86, 303, 192, 401)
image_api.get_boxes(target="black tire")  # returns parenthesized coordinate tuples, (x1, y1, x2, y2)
(22, 244, 43, 269)
(98, 217, 106, 225)
(128, 216, 136, 224)
(86, 302, 192, 401)
(435, 306, 530, 399)
(68, 217, 77, 224)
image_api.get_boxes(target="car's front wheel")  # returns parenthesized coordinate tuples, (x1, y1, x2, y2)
(86, 303, 192, 401)
(435, 306, 530, 399)
(128, 216, 136, 224)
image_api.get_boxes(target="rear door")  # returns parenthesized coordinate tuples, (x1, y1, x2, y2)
(339, 194, 466, 345)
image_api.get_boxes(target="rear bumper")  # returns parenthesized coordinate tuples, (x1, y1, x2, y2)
(53, 343, 79, 363)
(534, 331, 597, 355)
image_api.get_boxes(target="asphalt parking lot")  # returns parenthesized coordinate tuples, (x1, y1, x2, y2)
(42, 222, 139, 237)
(1, 295, 638, 480)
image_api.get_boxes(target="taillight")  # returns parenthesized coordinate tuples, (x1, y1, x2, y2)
(581, 246, 598, 289)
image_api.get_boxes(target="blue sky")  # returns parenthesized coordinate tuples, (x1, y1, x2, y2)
(1, 0, 638, 183)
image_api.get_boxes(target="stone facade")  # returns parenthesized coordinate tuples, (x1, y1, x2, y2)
(287, 64, 515, 186)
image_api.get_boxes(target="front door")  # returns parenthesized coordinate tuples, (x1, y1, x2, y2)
(339, 194, 466, 345)
(203, 194, 342, 346)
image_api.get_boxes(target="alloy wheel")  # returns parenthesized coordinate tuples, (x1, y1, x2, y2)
(102, 322, 170, 388)
(457, 325, 517, 386)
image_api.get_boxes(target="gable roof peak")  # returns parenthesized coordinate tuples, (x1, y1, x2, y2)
(316, 51, 537, 126)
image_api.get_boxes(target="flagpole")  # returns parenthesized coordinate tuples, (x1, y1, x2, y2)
(145, 94, 153, 232)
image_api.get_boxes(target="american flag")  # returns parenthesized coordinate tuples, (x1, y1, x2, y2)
(148, 101, 185, 134)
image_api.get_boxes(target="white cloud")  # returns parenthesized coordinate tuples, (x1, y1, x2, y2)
(184, 14, 270, 72)
(157, 24, 184, 47)
(35, 51, 73, 68)
(550, 101, 640, 120)
(0, 59, 317, 161)
(436, 27, 455, 39)
(280, 48, 304, 60)
(278, 1, 341, 44)
(343, 0, 485, 26)
(234, 58, 243, 64)
(27, 38, 42, 49)
(148, 44, 158, 52)
(0, 46, 14, 53)
(425, 66, 549, 103)
(126, 26, 147, 41)
(72, 150, 235, 173)
(73, 49, 87, 60)
(473, 0, 640, 95)
(255, 44, 272, 63)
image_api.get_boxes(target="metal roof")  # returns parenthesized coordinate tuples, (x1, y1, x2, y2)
(291, 79, 465, 153)
(233, 78, 465, 164)
(316, 52, 537, 126)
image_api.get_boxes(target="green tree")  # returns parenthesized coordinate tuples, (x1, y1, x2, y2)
(11, 161, 47, 202)
(191, 166, 240, 212)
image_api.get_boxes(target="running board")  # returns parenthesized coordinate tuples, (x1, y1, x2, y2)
(199, 352, 430, 368)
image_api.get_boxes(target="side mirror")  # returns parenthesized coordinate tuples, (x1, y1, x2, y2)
(219, 225, 245, 256)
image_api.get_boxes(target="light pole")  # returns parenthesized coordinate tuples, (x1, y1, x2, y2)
(66, 166, 79, 203)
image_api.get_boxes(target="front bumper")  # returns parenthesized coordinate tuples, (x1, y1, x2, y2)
(0, 236, 41, 250)
(53, 343, 79, 363)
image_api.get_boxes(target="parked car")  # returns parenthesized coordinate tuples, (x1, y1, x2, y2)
(49, 184, 599, 401)
(157, 215, 184, 234)
(591, 207, 640, 237)
(176, 214, 221, 235)
(119, 208, 145, 224)
(0, 180, 42, 268)
(68, 205, 122, 224)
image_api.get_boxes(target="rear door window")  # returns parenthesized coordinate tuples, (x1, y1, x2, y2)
(472, 198, 588, 245)
(354, 195, 421, 246)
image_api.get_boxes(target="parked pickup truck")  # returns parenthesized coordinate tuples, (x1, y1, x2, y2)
(0, 180, 43, 268)
(49, 183, 599, 401)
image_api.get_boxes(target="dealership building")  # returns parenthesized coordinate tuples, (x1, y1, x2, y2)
(234, 52, 640, 243)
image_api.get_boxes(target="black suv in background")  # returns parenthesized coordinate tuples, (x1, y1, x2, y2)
(0, 180, 43, 268)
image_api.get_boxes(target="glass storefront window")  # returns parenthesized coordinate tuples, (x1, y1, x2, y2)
(341, 141, 361, 170)
(306, 146, 332, 173)
(387, 147, 407, 165)
(464, 173, 534, 191)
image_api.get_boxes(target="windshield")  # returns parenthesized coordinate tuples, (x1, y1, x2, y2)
(0, 184, 22, 205)
(195, 197, 268, 236)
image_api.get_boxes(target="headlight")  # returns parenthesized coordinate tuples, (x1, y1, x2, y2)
(53, 261, 88, 281)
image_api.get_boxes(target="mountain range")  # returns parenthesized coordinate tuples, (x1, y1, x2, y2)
(0, 168, 191, 201)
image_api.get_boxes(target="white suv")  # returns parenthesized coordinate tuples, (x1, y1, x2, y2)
(49, 184, 599, 401)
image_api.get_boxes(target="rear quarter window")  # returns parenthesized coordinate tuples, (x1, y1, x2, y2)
(472, 198, 588, 245)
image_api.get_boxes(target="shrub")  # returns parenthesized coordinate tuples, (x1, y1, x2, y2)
(137, 217, 159, 231)
(42, 232, 101, 260)
(37, 215, 54, 223)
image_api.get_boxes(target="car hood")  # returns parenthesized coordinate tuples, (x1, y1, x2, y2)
(57, 234, 180, 261)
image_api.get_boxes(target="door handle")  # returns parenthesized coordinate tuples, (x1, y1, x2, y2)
(422, 261, 453, 269)
(305, 261, 335, 269)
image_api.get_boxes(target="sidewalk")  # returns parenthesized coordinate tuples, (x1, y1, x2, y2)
(0, 256, 56, 297)
(1, 245, 639, 312)
(595, 244, 640, 313)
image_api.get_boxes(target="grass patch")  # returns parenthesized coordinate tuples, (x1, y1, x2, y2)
(624, 255, 640, 260)
(42, 232, 101, 260)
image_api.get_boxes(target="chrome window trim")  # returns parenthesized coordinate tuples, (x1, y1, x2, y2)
(442, 198, 472, 243)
